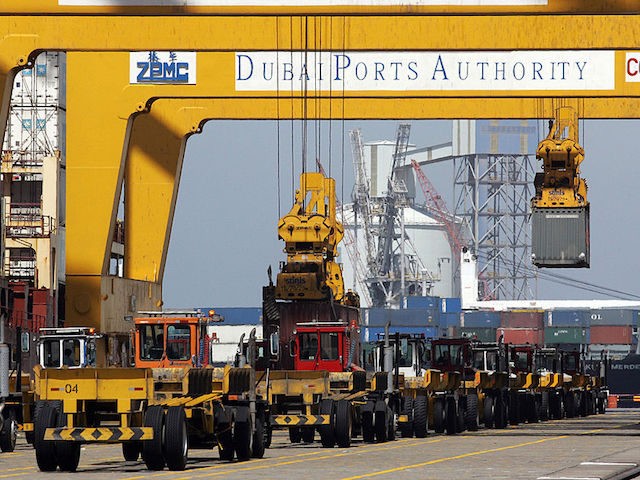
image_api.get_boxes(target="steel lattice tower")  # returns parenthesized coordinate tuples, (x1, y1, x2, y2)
(453, 153, 536, 300)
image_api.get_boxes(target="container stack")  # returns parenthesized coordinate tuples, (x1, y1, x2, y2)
(497, 310, 545, 345)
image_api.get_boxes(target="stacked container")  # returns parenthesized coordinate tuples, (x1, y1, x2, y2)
(496, 327, 544, 345)
(548, 310, 588, 327)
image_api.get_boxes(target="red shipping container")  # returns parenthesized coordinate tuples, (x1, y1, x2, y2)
(496, 327, 544, 345)
(500, 311, 544, 329)
(589, 325, 632, 345)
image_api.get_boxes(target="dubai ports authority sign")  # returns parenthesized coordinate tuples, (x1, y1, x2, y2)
(235, 50, 614, 92)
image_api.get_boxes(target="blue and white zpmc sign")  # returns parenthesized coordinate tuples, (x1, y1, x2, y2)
(130, 51, 197, 85)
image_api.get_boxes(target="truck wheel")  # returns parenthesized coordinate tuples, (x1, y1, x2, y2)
(598, 397, 606, 415)
(122, 442, 142, 461)
(445, 397, 457, 435)
(217, 424, 234, 461)
(413, 396, 428, 438)
(55, 409, 81, 472)
(362, 411, 374, 443)
(464, 394, 479, 431)
(529, 396, 540, 423)
(335, 400, 352, 448)
(289, 427, 302, 443)
(374, 400, 387, 443)
(233, 408, 252, 462)
(142, 405, 166, 471)
(483, 395, 494, 428)
(318, 399, 336, 448)
(0, 410, 17, 452)
(301, 427, 315, 444)
(165, 407, 188, 471)
(386, 405, 396, 442)
(540, 392, 550, 421)
(494, 393, 507, 429)
(34, 402, 58, 471)
(399, 397, 414, 438)
(565, 393, 575, 419)
(433, 398, 445, 433)
(251, 415, 266, 459)
(509, 392, 520, 425)
(456, 400, 466, 433)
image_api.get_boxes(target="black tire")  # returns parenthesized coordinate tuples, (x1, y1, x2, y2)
(362, 411, 374, 443)
(494, 393, 507, 429)
(540, 392, 550, 421)
(217, 424, 234, 461)
(56, 410, 81, 472)
(445, 397, 457, 435)
(464, 394, 479, 431)
(433, 398, 445, 434)
(565, 392, 576, 419)
(335, 400, 352, 448)
(598, 396, 606, 415)
(508, 391, 520, 426)
(301, 427, 315, 444)
(399, 397, 414, 438)
(251, 415, 266, 459)
(34, 403, 58, 472)
(374, 401, 387, 443)
(386, 406, 396, 442)
(165, 407, 188, 471)
(413, 396, 428, 438)
(27, 401, 46, 445)
(483, 395, 495, 428)
(318, 399, 336, 448)
(0, 410, 17, 452)
(142, 405, 166, 471)
(456, 401, 466, 433)
(529, 396, 540, 424)
(233, 414, 252, 462)
(122, 442, 142, 461)
(289, 427, 302, 443)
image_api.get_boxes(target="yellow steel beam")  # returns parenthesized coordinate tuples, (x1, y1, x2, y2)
(0, 0, 637, 15)
(2, 13, 640, 113)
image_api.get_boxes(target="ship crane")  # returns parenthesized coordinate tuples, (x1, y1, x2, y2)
(411, 159, 492, 300)
(351, 124, 434, 308)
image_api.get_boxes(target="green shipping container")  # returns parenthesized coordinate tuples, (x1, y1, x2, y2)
(460, 327, 496, 343)
(544, 327, 588, 344)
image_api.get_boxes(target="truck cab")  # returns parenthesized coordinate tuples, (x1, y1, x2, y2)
(291, 322, 360, 372)
(134, 311, 222, 368)
(365, 333, 429, 378)
(38, 327, 101, 369)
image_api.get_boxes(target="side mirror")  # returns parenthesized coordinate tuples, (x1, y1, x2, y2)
(20, 332, 30, 353)
(269, 332, 279, 357)
(289, 338, 297, 357)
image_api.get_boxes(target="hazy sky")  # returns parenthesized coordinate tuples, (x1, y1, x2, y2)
(163, 119, 640, 308)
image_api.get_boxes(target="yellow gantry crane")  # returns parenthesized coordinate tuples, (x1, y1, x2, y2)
(531, 107, 589, 268)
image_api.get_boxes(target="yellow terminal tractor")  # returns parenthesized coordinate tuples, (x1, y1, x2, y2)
(531, 106, 589, 267)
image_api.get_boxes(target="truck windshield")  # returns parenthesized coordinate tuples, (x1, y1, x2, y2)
(167, 324, 191, 360)
(434, 344, 463, 368)
(319, 332, 339, 360)
(43, 339, 60, 367)
(513, 351, 529, 371)
(396, 343, 413, 368)
(299, 333, 318, 360)
(139, 324, 165, 360)
(63, 339, 80, 367)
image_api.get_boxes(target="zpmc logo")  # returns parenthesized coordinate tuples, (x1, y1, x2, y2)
(625, 52, 640, 82)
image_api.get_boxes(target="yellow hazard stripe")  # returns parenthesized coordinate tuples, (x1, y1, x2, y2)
(18, 423, 33, 432)
(43, 427, 153, 442)
(271, 414, 330, 426)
